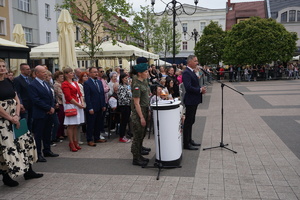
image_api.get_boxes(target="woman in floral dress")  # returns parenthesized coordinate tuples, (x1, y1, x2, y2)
(0, 59, 42, 187)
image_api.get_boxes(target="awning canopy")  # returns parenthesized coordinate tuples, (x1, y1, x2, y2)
(0, 38, 30, 60)
(30, 40, 159, 60)
(30, 41, 89, 59)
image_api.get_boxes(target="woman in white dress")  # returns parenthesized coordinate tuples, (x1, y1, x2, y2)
(61, 68, 85, 152)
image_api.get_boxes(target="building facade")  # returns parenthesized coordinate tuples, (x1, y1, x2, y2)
(0, 0, 59, 46)
(266, 0, 300, 55)
(154, 4, 226, 64)
(226, 0, 266, 30)
(0, 0, 12, 40)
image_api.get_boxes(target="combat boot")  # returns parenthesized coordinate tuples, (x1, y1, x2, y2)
(132, 158, 148, 166)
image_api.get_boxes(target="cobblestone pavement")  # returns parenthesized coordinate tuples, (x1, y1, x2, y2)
(0, 80, 299, 200)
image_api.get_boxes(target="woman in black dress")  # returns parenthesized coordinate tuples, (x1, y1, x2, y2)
(0, 59, 42, 187)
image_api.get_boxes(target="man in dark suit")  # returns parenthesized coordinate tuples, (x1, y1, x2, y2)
(182, 55, 206, 150)
(14, 63, 33, 131)
(29, 65, 59, 162)
(84, 67, 107, 147)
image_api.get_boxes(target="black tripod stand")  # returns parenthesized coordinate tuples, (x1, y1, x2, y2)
(143, 85, 181, 180)
(202, 70, 243, 153)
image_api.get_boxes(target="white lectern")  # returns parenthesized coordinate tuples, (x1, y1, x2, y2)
(151, 100, 182, 166)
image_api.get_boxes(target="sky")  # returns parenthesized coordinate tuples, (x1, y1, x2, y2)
(127, 0, 263, 12)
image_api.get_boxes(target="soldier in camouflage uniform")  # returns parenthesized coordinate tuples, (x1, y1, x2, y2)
(131, 63, 151, 166)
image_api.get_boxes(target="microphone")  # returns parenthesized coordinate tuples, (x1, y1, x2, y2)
(153, 80, 165, 88)
(200, 68, 210, 76)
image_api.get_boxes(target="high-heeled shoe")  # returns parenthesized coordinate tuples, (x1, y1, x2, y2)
(69, 142, 78, 152)
(73, 141, 81, 150)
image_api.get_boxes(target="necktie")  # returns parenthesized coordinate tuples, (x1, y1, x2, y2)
(43, 81, 49, 92)
(94, 80, 100, 92)
(25, 77, 30, 84)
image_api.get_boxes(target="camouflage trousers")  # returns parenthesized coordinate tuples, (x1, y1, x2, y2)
(131, 107, 148, 159)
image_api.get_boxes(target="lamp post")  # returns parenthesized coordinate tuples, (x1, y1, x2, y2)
(151, 0, 198, 64)
(183, 28, 199, 46)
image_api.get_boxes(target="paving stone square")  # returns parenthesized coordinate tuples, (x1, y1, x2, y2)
(0, 80, 299, 199)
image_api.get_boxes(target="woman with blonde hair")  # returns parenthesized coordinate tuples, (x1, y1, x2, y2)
(0, 59, 42, 187)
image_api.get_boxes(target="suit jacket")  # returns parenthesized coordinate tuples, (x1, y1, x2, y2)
(84, 78, 106, 112)
(14, 75, 32, 109)
(61, 81, 82, 104)
(182, 68, 202, 105)
(29, 79, 55, 119)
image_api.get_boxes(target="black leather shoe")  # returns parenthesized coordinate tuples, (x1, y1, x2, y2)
(43, 151, 59, 157)
(141, 150, 149, 155)
(142, 146, 151, 152)
(132, 159, 148, 166)
(140, 156, 149, 162)
(2, 173, 19, 187)
(37, 155, 47, 162)
(191, 140, 201, 146)
(184, 144, 199, 150)
(24, 171, 43, 180)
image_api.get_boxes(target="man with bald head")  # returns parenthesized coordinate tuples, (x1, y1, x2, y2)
(74, 68, 82, 82)
(29, 65, 59, 162)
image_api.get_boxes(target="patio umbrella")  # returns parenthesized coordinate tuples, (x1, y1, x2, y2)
(58, 9, 77, 70)
(11, 24, 27, 75)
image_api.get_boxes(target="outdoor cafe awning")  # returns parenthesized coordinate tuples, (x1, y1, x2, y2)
(0, 38, 30, 60)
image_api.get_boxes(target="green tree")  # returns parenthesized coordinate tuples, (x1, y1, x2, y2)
(194, 21, 225, 65)
(223, 17, 298, 65)
(152, 14, 181, 61)
(56, 0, 133, 63)
(131, 5, 156, 51)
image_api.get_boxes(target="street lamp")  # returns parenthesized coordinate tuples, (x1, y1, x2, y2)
(183, 28, 199, 46)
(151, 0, 198, 64)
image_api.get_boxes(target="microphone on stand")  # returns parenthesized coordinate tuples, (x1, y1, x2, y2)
(200, 68, 210, 76)
(200, 68, 217, 77)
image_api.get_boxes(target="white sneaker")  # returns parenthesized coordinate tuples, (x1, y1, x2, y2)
(110, 128, 116, 132)
(101, 132, 108, 137)
(78, 141, 84, 145)
(100, 135, 106, 140)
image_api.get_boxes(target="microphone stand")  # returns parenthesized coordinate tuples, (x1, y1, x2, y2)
(201, 69, 243, 154)
(143, 84, 181, 180)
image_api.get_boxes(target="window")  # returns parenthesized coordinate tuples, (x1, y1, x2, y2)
(45, 4, 50, 19)
(24, 27, 32, 43)
(298, 11, 300, 22)
(18, 0, 30, 12)
(0, 0, 5, 6)
(271, 12, 278, 19)
(200, 22, 206, 32)
(182, 23, 187, 33)
(0, 18, 6, 35)
(182, 41, 187, 50)
(46, 32, 51, 43)
(289, 10, 296, 22)
(281, 11, 287, 22)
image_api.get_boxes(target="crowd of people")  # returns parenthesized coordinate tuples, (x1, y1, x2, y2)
(0, 56, 209, 187)
(214, 63, 300, 82)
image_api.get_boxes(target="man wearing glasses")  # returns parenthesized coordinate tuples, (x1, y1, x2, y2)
(98, 67, 110, 137)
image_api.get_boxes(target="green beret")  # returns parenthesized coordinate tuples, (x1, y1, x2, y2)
(134, 63, 148, 73)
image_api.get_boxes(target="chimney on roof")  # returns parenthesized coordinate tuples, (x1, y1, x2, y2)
(228, 0, 231, 6)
